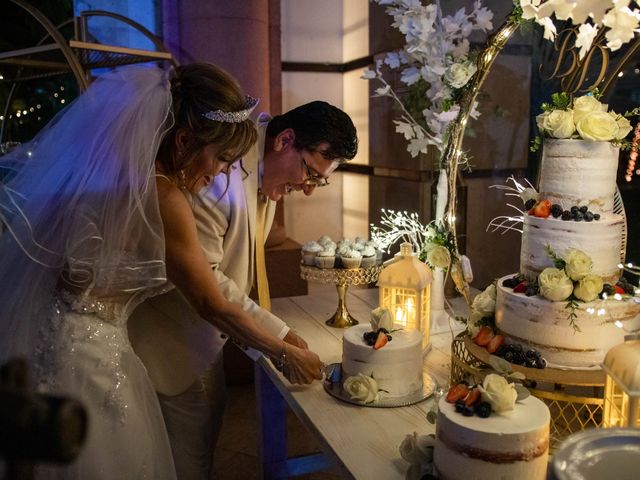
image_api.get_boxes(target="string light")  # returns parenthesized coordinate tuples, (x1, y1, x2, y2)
(625, 122, 640, 182)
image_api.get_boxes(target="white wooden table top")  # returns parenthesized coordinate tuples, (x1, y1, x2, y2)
(261, 283, 467, 480)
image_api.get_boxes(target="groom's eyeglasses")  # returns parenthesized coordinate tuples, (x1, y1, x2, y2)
(301, 152, 330, 187)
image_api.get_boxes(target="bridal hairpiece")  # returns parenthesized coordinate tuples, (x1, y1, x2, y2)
(202, 95, 259, 123)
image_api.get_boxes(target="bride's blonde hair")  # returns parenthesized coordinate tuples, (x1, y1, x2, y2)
(157, 63, 257, 189)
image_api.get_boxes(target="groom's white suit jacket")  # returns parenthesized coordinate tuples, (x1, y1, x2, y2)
(129, 116, 289, 396)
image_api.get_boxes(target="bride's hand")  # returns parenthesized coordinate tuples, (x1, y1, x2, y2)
(281, 344, 324, 385)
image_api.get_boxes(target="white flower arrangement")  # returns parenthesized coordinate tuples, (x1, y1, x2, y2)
(362, 0, 494, 160)
(343, 373, 381, 403)
(533, 92, 634, 149)
(520, 0, 640, 59)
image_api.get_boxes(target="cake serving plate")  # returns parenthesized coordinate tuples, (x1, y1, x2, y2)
(323, 363, 437, 408)
(551, 428, 640, 480)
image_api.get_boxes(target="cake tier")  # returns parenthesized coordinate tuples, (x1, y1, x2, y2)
(539, 139, 619, 214)
(434, 396, 550, 480)
(520, 213, 623, 284)
(495, 275, 640, 367)
(342, 324, 422, 398)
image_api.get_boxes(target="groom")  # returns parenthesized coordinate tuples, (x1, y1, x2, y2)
(129, 101, 358, 479)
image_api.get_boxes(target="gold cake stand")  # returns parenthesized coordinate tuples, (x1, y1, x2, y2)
(450, 332, 605, 451)
(300, 264, 383, 328)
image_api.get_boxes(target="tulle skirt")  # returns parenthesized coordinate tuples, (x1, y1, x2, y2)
(33, 306, 177, 480)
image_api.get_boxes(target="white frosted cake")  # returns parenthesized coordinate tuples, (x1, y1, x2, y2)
(434, 395, 550, 480)
(494, 138, 640, 367)
(342, 324, 422, 397)
(496, 275, 640, 367)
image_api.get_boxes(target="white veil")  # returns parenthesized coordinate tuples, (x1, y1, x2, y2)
(0, 65, 173, 362)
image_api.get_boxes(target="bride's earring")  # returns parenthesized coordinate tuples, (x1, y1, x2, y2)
(178, 169, 187, 190)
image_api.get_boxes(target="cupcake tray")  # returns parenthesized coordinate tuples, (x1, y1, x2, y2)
(323, 363, 437, 408)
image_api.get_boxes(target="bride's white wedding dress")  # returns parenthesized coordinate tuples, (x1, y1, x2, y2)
(0, 67, 179, 479)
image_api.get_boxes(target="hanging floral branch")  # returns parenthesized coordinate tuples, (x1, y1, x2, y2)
(362, 0, 495, 168)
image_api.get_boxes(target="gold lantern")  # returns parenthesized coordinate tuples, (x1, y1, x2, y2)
(602, 334, 640, 428)
(378, 242, 433, 350)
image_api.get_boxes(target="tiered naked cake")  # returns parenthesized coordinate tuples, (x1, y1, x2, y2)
(495, 139, 640, 367)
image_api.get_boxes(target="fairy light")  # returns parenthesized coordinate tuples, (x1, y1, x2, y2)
(625, 122, 640, 182)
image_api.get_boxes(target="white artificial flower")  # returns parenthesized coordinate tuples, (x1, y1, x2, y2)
(361, 68, 377, 80)
(343, 374, 379, 403)
(576, 111, 619, 141)
(572, 95, 608, 124)
(426, 245, 451, 269)
(385, 52, 402, 69)
(537, 109, 575, 138)
(538, 267, 574, 302)
(570, 0, 610, 24)
(394, 120, 416, 141)
(611, 112, 633, 139)
(401, 66, 421, 85)
(370, 307, 394, 332)
(471, 284, 496, 317)
(479, 374, 518, 413)
(603, 6, 640, 51)
(575, 23, 599, 60)
(467, 310, 484, 338)
(564, 248, 593, 281)
(473, 1, 494, 31)
(519, 187, 538, 205)
(444, 61, 478, 89)
(375, 85, 392, 96)
(536, 16, 558, 41)
(520, 0, 542, 20)
(538, 0, 577, 21)
(574, 274, 604, 302)
(407, 136, 430, 157)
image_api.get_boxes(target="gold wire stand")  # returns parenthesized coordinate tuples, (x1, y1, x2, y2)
(300, 264, 383, 328)
(450, 332, 605, 451)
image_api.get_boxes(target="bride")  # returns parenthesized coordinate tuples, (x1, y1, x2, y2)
(0, 63, 323, 479)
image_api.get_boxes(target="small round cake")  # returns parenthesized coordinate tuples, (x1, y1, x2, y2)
(434, 395, 550, 480)
(342, 324, 422, 398)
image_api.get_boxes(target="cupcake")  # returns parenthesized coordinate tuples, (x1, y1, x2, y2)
(314, 248, 336, 269)
(319, 238, 337, 250)
(340, 249, 362, 269)
(366, 240, 383, 264)
(301, 241, 323, 266)
(318, 234, 333, 245)
(360, 245, 377, 268)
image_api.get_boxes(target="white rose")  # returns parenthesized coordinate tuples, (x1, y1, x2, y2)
(343, 374, 379, 403)
(398, 432, 435, 465)
(370, 307, 394, 332)
(444, 61, 477, 89)
(426, 245, 451, 269)
(536, 109, 575, 138)
(471, 284, 496, 317)
(611, 112, 632, 140)
(479, 374, 518, 413)
(538, 267, 574, 302)
(573, 274, 604, 302)
(564, 248, 593, 281)
(576, 111, 619, 141)
(572, 95, 607, 124)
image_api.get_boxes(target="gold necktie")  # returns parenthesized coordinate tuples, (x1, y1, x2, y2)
(255, 195, 271, 311)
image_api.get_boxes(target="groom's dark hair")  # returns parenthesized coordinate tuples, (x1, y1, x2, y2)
(266, 101, 358, 163)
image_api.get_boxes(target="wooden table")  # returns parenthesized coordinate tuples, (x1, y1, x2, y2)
(255, 284, 467, 479)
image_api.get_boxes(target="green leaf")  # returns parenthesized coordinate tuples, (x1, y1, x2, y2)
(515, 383, 531, 401)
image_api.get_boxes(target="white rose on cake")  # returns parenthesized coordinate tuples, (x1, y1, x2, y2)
(576, 110, 619, 141)
(538, 267, 574, 302)
(426, 244, 451, 269)
(343, 373, 379, 403)
(611, 112, 633, 139)
(479, 374, 518, 413)
(536, 109, 575, 138)
(370, 307, 394, 332)
(573, 274, 604, 302)
(471, 284, 496, 317)
(564, 248, 593, 281)
(572, 95, 608, 124)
